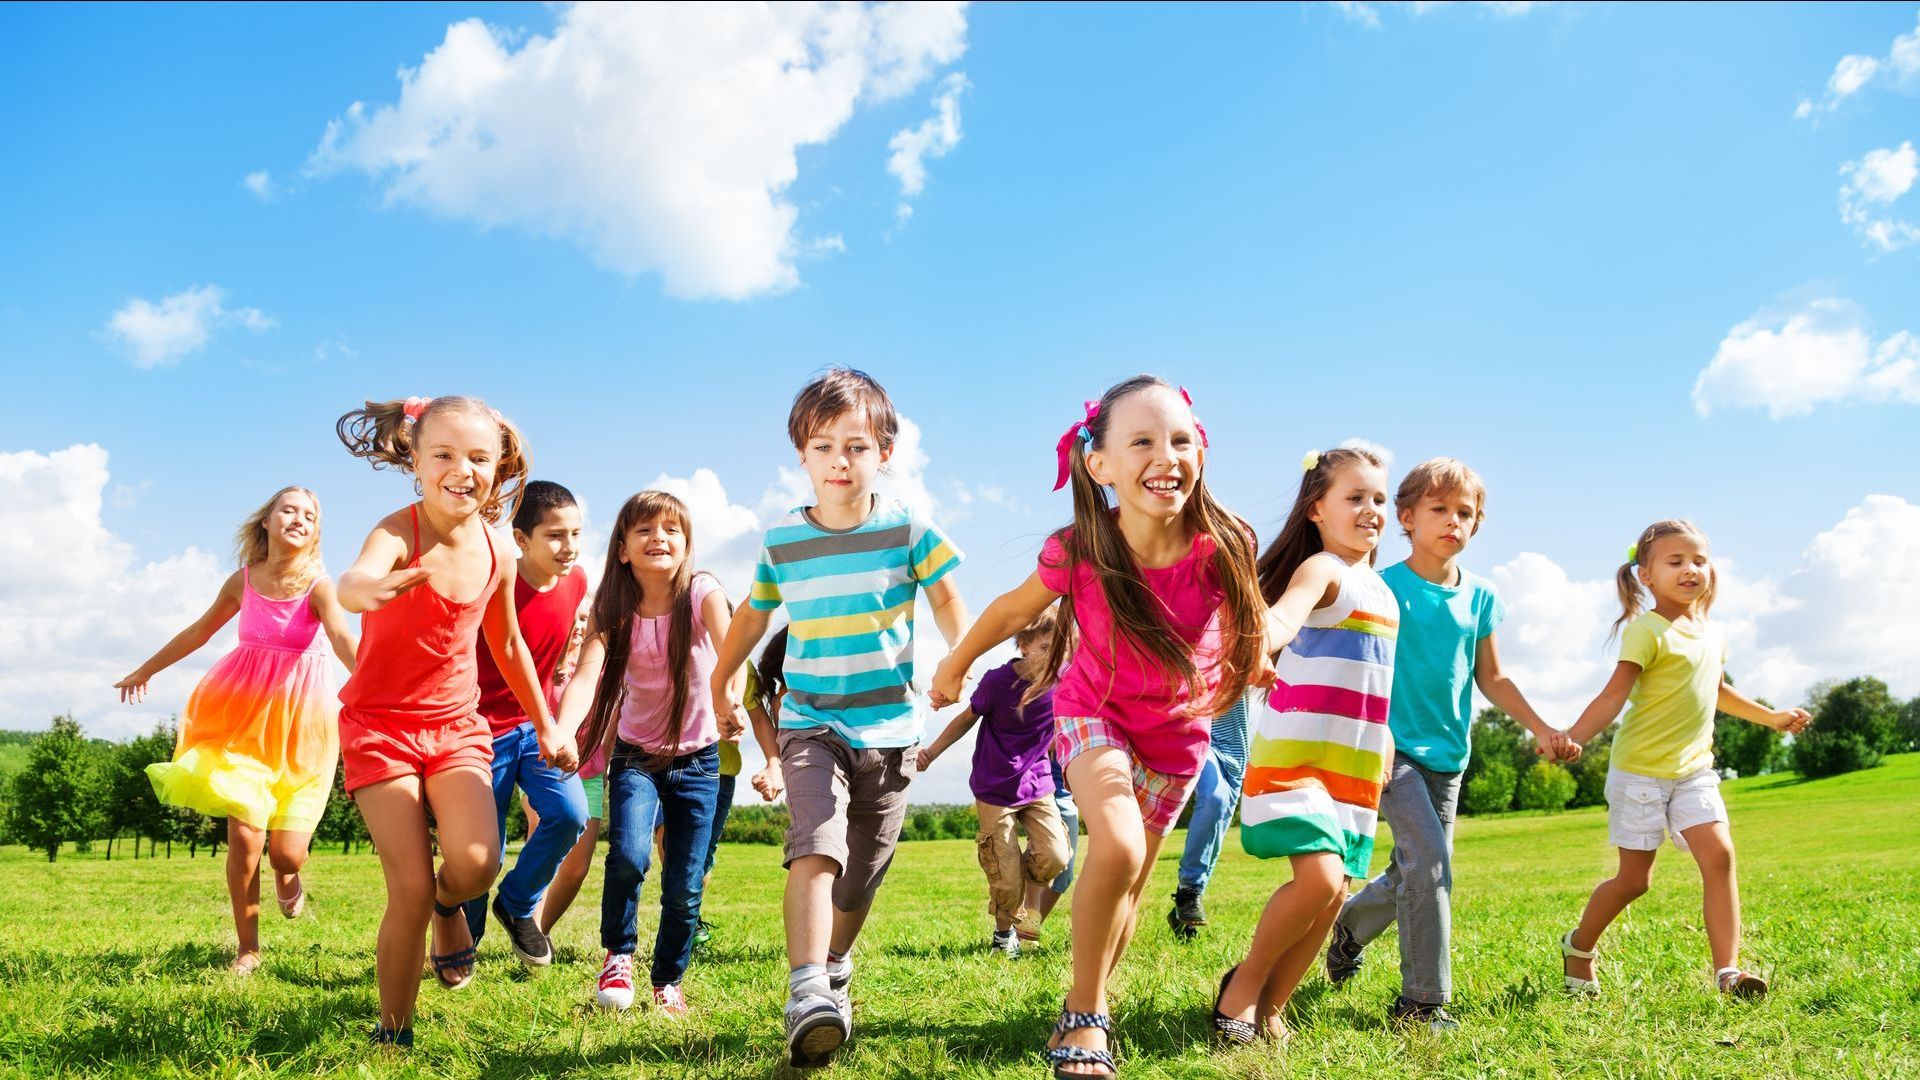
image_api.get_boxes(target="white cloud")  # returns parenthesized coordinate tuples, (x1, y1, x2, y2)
(887, 71, 968, 223)
(0, 445, 231, 740)
(1691, 294, 1920, 418)
(1839, 141, 1920, 252)
(1332, 0, 1543, 26)
(242, 170, 275, 201)
(1487, 495, 1920, 727)
(308, 3, 968, 301)
(103, 285, 277, 368)
(1797, 12, 1920, 117)
(1338, 436, 1395, 471)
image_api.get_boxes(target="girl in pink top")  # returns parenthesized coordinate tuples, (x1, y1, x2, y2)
(560, 490, 750, 1017)
(933, 375, 1265, 1080)
(334, 395, 576, 1047)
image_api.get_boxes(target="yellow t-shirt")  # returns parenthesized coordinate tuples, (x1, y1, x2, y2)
(1611, 612, 1726, 779)
(718, 664, 759, 778)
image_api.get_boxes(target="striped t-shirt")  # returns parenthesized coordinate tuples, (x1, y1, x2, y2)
(1241, 552, 1398, 880)
(748, 497, 962, 748)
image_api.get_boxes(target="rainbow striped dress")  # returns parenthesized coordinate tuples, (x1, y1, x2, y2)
(1241, 552, 1398, 879)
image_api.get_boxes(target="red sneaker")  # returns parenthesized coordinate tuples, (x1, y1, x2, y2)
(653, 983, 690, 1018)
(595, 951, 635, 1010)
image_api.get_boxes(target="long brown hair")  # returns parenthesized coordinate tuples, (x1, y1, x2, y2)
(1612, 519, 1716, 641)
(1256, 446, 1386, 604)
(335, 395, 531, 524)
(234, 486, 325, 591)
(1032, 375, 1265, 716)
(575, 491, 702, 761)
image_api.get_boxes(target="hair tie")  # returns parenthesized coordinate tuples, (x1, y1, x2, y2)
(1300, 449, 1320, 473)
(1052, 400, 1101, 491)
(1626, 542, 1638, 565)
(1176, 385, 1210, 449)
(402, 396, 430, 424)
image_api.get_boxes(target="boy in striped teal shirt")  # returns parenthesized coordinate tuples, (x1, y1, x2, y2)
(712, 368, 969, 1068)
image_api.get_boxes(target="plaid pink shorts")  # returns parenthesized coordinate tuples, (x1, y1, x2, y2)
(1054, 716, 1199, 836)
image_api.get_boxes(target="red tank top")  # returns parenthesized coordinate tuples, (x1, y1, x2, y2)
(340, 505, 498, 729)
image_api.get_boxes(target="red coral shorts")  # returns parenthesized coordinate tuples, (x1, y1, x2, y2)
(339, 708, 493, 793)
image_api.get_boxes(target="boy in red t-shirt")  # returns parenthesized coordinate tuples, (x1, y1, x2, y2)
(462, 481, 592, 968)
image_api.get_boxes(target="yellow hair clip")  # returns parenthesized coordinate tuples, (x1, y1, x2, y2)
(1301, 450, 1321, 473)
(1626, 543, 1638, 564)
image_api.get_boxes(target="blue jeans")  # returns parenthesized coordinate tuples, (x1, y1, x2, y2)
(1177, 743, 1245, 893)
(702, 773, 737, 880)
(465, 721, 589, 940)
(1049, 756, 1078, 894)
(1335, 753, 1463, 1004)
(602, 742, 720, 987)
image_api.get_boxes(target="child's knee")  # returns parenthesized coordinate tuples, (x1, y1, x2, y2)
(438, 850, 500, 900)
(1026, 842, 1069, 885)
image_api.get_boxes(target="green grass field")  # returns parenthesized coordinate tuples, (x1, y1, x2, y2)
(2, 756, 1916, 1078)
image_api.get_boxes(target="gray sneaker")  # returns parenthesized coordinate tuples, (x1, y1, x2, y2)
(828, 957, 855, 1023)
(1325, 920, 1363, 984)
(1390, 997, 1460, 1034)
(785, 993, 849, 1068)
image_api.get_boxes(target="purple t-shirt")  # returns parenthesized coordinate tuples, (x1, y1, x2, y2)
(968, 662, 1056, 808)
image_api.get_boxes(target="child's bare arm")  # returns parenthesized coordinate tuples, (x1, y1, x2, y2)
(337, 519, 429, 613)
(711, 604, 772, 727)
(309, 577, 360, 673)
(1264, 557, 1342, 653)
(115, 571, 244, 701)
(917, 707, 980, 772)
(1566, 662, 1642, 745)
(931, 573, 1059, 708)
(1717, 681, 1811, 734)
(1474, 631, 1578, 761)
(554, 612, 607, 743)
(482, 549, 575, 771)
(700, 588, 744, 739)
(746, 700, 784, 801)
(924, 575, 972, 667)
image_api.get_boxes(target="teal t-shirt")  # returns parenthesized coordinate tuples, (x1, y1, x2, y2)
(1381, 561, 1505, 774)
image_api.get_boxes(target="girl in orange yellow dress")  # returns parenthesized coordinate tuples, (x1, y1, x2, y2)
(117, 486, 358, 975)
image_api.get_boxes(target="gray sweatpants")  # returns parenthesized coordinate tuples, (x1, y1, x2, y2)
(1335, 752, 1463, 1005)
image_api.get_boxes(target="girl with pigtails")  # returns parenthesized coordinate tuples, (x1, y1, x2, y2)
(933, 375, 1266, 1080)
(333, 395, 577, 1047)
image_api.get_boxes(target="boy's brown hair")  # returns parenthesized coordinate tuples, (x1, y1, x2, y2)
(1393, 457, 1487, 538)
(787, 367, 898, 452)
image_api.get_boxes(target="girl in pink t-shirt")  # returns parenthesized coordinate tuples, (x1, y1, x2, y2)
(558, 490, 743, 1018)
(933, 376, 1265, 1079)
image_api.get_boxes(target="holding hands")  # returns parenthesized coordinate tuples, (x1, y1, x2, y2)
(751, 758, 784, 802)
(1770, 706, 1813, 736)
(929, 654, 968, 711)
(1538, 728, 1583, 764)
(537, 725, 579, 773)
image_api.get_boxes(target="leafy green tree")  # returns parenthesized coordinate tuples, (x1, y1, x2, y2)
(1897, 696, 1920, 754)
(5, 716, 103, 862)
(315, 765, 369, 855)
(1462, 759, 1517, 815)
(1793, 677, 1901, 779)
(1565, 730, 1611, 808)
(1713, 706, 1785, 778)
(1515, 761, 1577, 812)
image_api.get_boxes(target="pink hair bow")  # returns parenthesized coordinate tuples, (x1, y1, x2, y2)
(402, 396, 430, 424)
(1053, 400, 1101, 491)
(1178, 385, 1210, 449)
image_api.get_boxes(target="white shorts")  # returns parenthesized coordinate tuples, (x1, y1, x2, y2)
(1605, 764, 1727, 853)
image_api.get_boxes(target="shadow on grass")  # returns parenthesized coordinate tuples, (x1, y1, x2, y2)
(32, 987, 370, 1070)
(0, 941, 232, 983)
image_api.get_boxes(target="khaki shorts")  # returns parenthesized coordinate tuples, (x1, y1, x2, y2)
(778, 727, 916, 913)
(1606, 764, 1727, 853)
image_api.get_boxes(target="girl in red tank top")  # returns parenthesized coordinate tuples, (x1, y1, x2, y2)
(336, 394, 578, 1047)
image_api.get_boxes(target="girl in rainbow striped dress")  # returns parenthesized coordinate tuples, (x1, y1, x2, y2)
(1211, 446, 1397, 1046)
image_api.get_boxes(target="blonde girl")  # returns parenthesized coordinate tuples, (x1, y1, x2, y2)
(1558, 519, 1809, 998)
(117, 487, 357, 975)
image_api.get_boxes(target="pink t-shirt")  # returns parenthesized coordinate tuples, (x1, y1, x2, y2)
(1037, 529, 1225, 778)
(614, 573, 723, 755)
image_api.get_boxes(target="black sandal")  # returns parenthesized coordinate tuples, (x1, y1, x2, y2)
(1046, 1005, 1116, 1078)
(1211, 966, 1257, 1046)
(429, 899, 476, 990)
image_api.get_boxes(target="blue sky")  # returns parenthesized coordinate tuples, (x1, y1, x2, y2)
(3, 2, 1916, 802)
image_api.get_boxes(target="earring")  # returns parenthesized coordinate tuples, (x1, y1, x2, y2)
(412, 476, 424, 497)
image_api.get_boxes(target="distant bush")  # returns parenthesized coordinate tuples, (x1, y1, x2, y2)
(1566, 733, 1610, 809)
(720, 804, 788, 845)
(1514, 761, 1576, 812)
(899, 803, 978, 842)
(1794, 677, 1901, 779)
(1462, 760, 1516, 816)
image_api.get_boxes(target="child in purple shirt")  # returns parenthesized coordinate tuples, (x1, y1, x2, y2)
(917, 611, 1071, 957)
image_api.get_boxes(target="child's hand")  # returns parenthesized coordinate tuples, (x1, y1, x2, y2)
(1251, 652, 1277, 690)
(1549, 731, 1582, 763)
(363, 566, 433, 612)
(113, 672, 151, 703)
(1773, 707, 1812, 735)
(752, 759, 784, 802)
(717, 706, 744, 741)
(928, 655, 967, 710)
(538, 727, 578, 773)
(710, 672, 744, 732)
(915, 747, 938, 773)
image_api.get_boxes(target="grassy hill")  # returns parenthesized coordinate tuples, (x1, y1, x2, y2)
(0, 755, 1914, 1077)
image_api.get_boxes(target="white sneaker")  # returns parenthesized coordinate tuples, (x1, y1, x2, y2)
(785, 992, 849, 1068)
(595, 951, 636, 1010)
(992, 932, 1021, 958)
(827, 957, 855, 1025)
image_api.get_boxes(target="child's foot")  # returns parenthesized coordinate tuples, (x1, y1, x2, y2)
(991, 929, 1021, 958)
(785, 992, 849, 1068)
(651, 983, 690, 1018)
(691, 919, 713, 951)
(230, 950, 262, 977)
(1263, 1011, 1292, 1046)
(1325, 921, 1364, 984)
(1717, 967, 1769, 999)
(428, 901, 476, 989)
(368, 1025, 414, 1048)
(1389, 997, 1460, 1033)
(827, 956, 855, 1025)
(1167, 885, 1206, 942)
(595, 951, 636, 1010)
(1559, 929, 1599, 995)
(491, 893, 553, 967)
(275, 876, 306, 919)
(1046, 1008, 1115, 1078)
(1014, 910, 1044, 943)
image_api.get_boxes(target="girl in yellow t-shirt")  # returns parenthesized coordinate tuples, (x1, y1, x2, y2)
(1557, 519, 1809, 999)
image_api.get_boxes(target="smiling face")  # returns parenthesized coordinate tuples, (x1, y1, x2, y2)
(264, 489, 319, 556)
(618, 510, 688, 580)
(516, 503, 583, 581)
(1085, 385, 1204, 522)
(1310, 461, 1391, 560)
(1639, 531, 1713, 614)
(799, 409, 890, 518)
(1400, 486, 1481, 562)
(413, 408, 501, 521)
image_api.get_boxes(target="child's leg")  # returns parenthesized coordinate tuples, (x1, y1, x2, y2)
(1335, 754, 1419, 955)
(977, 801, 1025, 933)
(825, 744, 913, 958)
(264, 828, 313, 904)
(600, 760, 662, 957)
(225, 820, 266, 960)
(540, 817, 600, 936)
(1175, 751, 1232, 895)
(702, 773, 736, 888)
(462, 726, 523, 942)
(1680, 821, 1741, 972)
(1053, 746, 1150, 1070)
(1257, 884, 1346, 1026)
(1027, 787, 1079, 925)
(1217, 852, 1344, 1023)
(1565, 848, 1658, 982)
(353, 776, 439, 1030)
(424, 766, 502, 979)
(1383, 758, 1459, 1005)
(649, 752, 720, 989)
(1017, 798, 1072, 897)
(498, 754, 588, 922)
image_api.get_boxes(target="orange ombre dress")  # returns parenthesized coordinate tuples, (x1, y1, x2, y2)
(146, 568, 340, 832)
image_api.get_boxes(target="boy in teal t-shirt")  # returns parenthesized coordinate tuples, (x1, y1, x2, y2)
(1325, 459, 1575, 1032)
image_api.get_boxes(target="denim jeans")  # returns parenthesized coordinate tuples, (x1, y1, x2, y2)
(1335, 752, 1463, 1004)
(465, 721, 589, 940)
(602, 741, 720, 988)
(1048, 756, 1078, 894)
(702, 773, 737, 879)
(1176, 743, 1246, 893)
